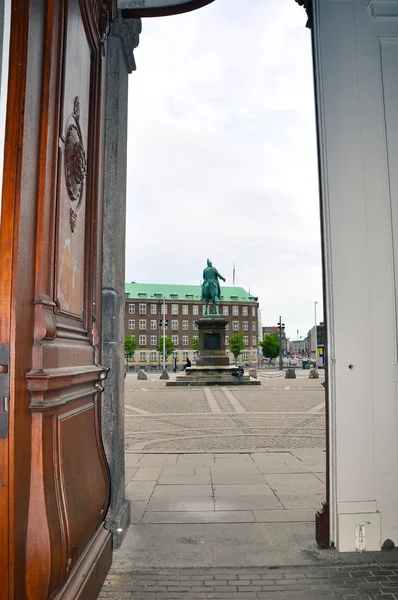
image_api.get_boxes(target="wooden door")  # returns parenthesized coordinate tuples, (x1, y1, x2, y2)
(0, 1, 116, 598)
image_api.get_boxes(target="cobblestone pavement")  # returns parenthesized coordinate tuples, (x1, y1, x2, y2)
(100, 561, 398, 599)
(124, 372, 326, 453)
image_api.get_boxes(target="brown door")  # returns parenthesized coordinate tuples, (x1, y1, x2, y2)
(0, 1, 116, 598)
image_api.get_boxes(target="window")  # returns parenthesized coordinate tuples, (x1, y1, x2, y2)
(243, 351, 248, 360)
(242, 321, 248, 331)
(252, 336, 257, 346)
(231, 295, 238, 301)
(139, 303, 146, 314)
(125, 293, 130, 298)
(183, 351, 189, 360)
(242, 306, 248, 316)
(194, 351, 198, 360)
(150, 335, 157, 346)
(139, 335, 146, 346)
(128, 303, 135, 314)
(173, 351, 178, 358)
(154, 293, 162, 299)
(182, 336, 189, 346)
(225, 323, 229, 331)
(225, 336, 229, 345)
(223, 306, 229, 316)
(193, 322, 198, 330)
(150, 351, 157, 361)
(171, 320, 178, 330)
(172, 335, 178, 345)
(192, 335, 198, 342)
(171, 304, 179, 315)
(182, 305, 189, 315)
(150, 320, 157, 330)
(150, 304, 157, 314)
(243, 336, 248, 345)
(171, 294, 178, 299)
(233, 321, 239, 331)
(252, 306, 256, 317)
(138, 293, 146, 298)
(232, 306, 239, 316)
(182, 320, 188, 330)
(140, 351, 146, 361)
(186, 295, 193, 300)
(193, 305, 199, 315)
(128, 319, 135, 330)
(161, 304, 167, 315)
(139, 319, 146, 330)
(252, 321, 256, 331)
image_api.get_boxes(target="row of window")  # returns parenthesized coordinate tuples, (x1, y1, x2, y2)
(132, 350, 256, 361)
(128, 319, 257, 332)
(128, 303, 256, 317)
(130, 334, 257, 347)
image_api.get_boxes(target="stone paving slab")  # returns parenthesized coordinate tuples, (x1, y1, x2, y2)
(100, 560, 398, 599)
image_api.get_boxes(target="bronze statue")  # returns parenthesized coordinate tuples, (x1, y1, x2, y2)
(201, 259, 226, 316)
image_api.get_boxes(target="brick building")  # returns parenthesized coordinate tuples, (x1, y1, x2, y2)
(124, 283, 260, 369)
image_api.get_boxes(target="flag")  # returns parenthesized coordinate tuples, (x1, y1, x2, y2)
(233, 263, 235, 285)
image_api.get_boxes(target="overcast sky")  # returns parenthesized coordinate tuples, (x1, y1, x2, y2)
(125, 0, 323, 341)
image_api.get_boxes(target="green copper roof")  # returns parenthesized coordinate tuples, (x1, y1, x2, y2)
(125, 282, 258, 302)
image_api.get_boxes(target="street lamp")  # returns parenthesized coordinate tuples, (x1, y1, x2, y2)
(314, 301, 318, 368)
(278, 316, 285, 370)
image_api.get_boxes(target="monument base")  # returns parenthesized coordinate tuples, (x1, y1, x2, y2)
(166, 365, 261, 386)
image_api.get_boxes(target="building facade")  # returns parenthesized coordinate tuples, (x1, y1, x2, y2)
(307, 322, 325, 365)
(124, 283, 259, 368)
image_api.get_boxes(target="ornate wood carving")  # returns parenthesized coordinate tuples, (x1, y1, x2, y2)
(21, 0, 117, 598)
(294, 0, 313, 29)
(64, 97, 87, 232)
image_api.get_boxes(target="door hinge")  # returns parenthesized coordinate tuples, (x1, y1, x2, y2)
(0, 343, 10, 438)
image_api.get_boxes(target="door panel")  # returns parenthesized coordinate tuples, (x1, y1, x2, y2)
(0, 1, 116, 598)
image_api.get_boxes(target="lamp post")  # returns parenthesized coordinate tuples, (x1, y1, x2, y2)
(162, 296, 166, 370)
(278, 317, 285, 370)
(314, 301, 318, 367)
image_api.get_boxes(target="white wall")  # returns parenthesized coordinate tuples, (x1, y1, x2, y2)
(314, 0, 398, 551)
(0, 0, 11, 218)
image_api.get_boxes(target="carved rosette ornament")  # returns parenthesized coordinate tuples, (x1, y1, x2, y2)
(64, 97, 87, 232)
(294, 0, 313, 29)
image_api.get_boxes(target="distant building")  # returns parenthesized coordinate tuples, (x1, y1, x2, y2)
(307, 322, 325, 365)
(289, 339, 306, 355)
(124, 282, 260, 368)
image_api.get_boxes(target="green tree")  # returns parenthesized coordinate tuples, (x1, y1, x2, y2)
(229, 333, 245, 362)
(191, 336, 199, 351)
(156, 336, 174, 361)
(259, 333, 280, 361)
(124, 335, 136, 360)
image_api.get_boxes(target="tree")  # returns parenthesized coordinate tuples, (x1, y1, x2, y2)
(156, 336, 174, 361)
(124, 335, 136, 360)
(191, 336, 199, 351)
(259, 333, 280, 362)
(229, 333, 245, 362)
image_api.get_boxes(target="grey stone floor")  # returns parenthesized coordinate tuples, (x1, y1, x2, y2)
(99, 374, 398, 597)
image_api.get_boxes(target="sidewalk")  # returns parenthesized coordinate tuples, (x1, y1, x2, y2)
(100, 380, 398, 598)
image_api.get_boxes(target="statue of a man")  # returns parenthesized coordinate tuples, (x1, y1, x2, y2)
(201, 259, 226, 315)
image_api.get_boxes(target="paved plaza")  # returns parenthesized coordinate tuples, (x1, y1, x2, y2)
(101, 370, 398, 598)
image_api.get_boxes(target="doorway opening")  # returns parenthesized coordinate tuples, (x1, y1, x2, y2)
(120, 0, 327, 568)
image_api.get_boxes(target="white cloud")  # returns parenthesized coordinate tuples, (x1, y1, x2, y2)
(126, 0, 323, 339)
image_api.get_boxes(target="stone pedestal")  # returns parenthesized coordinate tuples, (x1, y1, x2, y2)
(166, 316, 260, 386)
(195, 316, 229, 366)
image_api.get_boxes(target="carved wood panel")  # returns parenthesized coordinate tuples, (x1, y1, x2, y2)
(20, 0, 116, 598)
